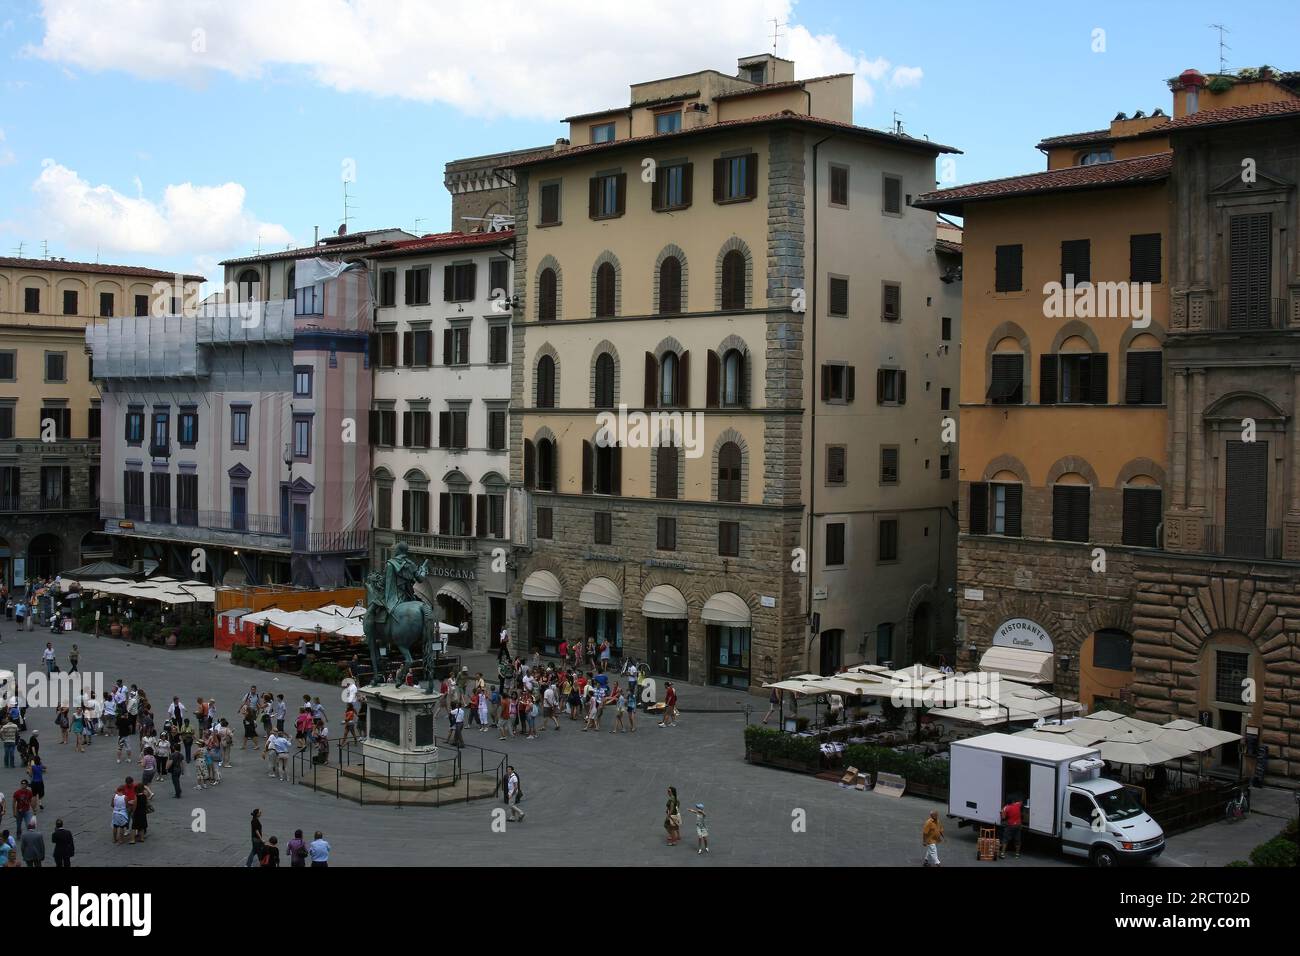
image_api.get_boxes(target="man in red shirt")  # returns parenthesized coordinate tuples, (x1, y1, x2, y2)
(13, 781, 33, 830)
(1000, 798, 1023, 858)
(659, 682, 678, 727)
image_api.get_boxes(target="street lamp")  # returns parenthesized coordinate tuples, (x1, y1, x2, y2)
(1056, 654, 1073, 723)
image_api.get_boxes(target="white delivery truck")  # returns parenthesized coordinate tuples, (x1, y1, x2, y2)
(948, 733, 1165, 866)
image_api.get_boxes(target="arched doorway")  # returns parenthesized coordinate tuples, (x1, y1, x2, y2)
(27, 533, 62, 580)
(435, 580, 474, 649)
(1197, 632, 1262, 772)
(643, 584, 688, 679)
(911, 602, 933, 664)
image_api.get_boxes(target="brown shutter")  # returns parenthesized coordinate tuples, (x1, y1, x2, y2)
(524, 439, 536, 489)
(706, 350, 720, 408)
(401, 490, 410, 531)
(611, 445, 622, 495)
(897, 370, 906, 405)
(589, 176, 599, 217)
(822, 365, 831, 401)
(1004, 485, 1023, 537)
(403, 331, 413, 366)
(712, 158, 725, 202)
(581, 440, 593, 495)
(644, 352, 658, 407)
(1089, 353, 1108, 404)
(453, 411, 467, 449)
(679, 350, 689, 406)
(1040, 354, 1058, 405)
(615, 173, 627, 215)
(402, 411, 412, 447)
(845, 365, 856, 403)
(442, 329, 452, 365)
(969, 482, 988, 535)
(876, 369, 886, 404)
(681, 162, 693, 205)
(739, 349, 749, 407)
(443, 265, 454, 302)
(438, 411, 450, 449)
(744, 153, 758, 198)
(439, 493, 451, 534)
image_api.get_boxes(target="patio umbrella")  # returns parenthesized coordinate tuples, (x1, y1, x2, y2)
(1156, 722, 1241, 753)
(1092, 734, 1183, 767)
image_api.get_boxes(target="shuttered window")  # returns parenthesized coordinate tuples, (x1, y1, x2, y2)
(829, 276, 849, 317)
(1229, 213, 1272, 329)
(652, 163, 692, 211)
(589, 173, 627, 219)
(1122, 487, 1162, 548)
(881, 282, 901, 321)
(539, 182, 561, 225)
(717, 442, 742, 502)
(443, 263, 474, 302)
(595, 262, 616, 317)
(879, 446, 899, 484)
(1224, 439, 1268, 557)
(538, 268, 557, 321)
(718, 521, 740, 558)
(659, 256, 682, 314)
(489, 259, 509, 297)
(713, 153, 758, 202)
(1048, 353, 1108, 404)
(594, 511, 613, 545)
(535, 355, 556, 407)
(378, 270, 397, 307)
(988, 354, 1024, 404)
(830, 164, 849, 206)
(826, 445, 846, 485)
(1129, 233, 1162, 283)
(995, 244, 1023, 292)
(594, 353, 615, 408)
(1052, 485, 1091, 542)
(1125, 351, 1163, 405)
(1060, 239, 1091, 284)
(882, 174, 902, 215)
(878, 518, 899, 562)
(536, 506, 553, 539)
(404, 266, 431, 305)
(825, 523, 846, 566)
(656, 516, 677, 551)
(720, 251, 746, 310)
(968, 482, 1021, 536)
(655, 446, 679, 499)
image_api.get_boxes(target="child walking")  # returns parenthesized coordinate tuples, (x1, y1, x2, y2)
(687, 803, 710, 854)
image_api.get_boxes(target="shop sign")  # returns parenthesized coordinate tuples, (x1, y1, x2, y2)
(991, 617, 1053, 652)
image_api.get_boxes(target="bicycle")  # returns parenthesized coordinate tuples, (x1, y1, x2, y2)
(1224, 785, 1250, 822)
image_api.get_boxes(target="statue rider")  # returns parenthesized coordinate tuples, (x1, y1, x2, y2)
(383, 542, 421, 612)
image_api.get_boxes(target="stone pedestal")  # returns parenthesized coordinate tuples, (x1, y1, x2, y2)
(358, 683, 442, 782)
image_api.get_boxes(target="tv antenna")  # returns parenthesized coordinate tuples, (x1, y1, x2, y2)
(414, 217, 426, 235)
(1209, 23, 1231, 75)
(12, 241, 23, 257)
(343, 180, 357, 233)
(41, 239, 50, 260)
(892, 111, 905, 136)
(768, 17, 784, 55)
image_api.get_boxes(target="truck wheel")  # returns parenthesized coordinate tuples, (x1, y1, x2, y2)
(1091, 846, 1118, 868)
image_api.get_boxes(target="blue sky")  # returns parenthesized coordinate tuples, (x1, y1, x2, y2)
(1, 0, 1298, 284)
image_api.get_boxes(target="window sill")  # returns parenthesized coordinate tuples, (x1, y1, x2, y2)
(714, 196, 755, 206)
(589, 214, 624, 222)
(652, 204, 692, 214)
(536, 221, 563, 228)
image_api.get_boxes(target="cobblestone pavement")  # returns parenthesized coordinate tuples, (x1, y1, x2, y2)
(0, 626, 1277, 866)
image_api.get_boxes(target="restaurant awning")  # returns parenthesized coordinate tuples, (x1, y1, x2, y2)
(578, 576, 622, 610)
(521, 570, 562, 603)
(979, 645, 1054, 684)
(642, 584, 687, 620)
(700, 591, 751, 627)
(436, 580, 474, 612)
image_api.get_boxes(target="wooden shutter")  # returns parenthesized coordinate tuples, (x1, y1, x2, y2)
(995, 245, 1022, 292)
(401, 490, 410, 531)
(895, 370, 904, 405)
(589, 176, 599, 218)
(462, 264, 476, 301)
(1088, 353, 1108, 404)
(644, 352, 658, 408)
(659, 257, 681, 314)
(739, 350, 749, 407)
(1004, 484, 1023, 537)
(657, 447, 678, 499)
(402, 331, 413, 367)
(1053, 486, 1090, 541)
(1229, 213, 1271, 329)
(876, 369, 886, 404)
(453, 411, 467, 449)
(827, 446, 846, 484)
(442, 265, 454, 302)
(969, 483, 988, 535)
(681, 162, 693, 205)
(442, 329, 452, 365)
(596, 264, 614, 317)
(1129, 233, 1162, 283)
(615, 173, 627, 215)
(524, 439, 536, 489)
(830, 277, 849, 316)
(882, 283, 900, 320)
(1225, 440, 1268, 556)
(883, 175, 902, 214)
(439, 493, 451, 534)
(679, 350, 689, 406)
(438, 411, 450, 449)
(1040, 354, 1058, 405)
(744, 153, 758, 198)
(401, 411, 412, 447)
(1061, 239, 1090, 284)
(1122, 487, 1161, 547)
(706, 350, 720, 408)
(611, 445, 622, 495)
(1126, 352, 1161, 405)
(581, 440, 593, 494)
(846, 365, 856, 403)
(538, 269, 556, 321)
(822, 365, 832, 401)
(712, 158, 725, 202)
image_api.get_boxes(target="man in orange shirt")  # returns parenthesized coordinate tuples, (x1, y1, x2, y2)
(1000, 797, 1023, 859)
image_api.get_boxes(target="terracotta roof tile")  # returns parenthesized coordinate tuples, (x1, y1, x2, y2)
(367, 230, 514, 258)
(1036, 97, 1300, 150)
(0, 256, 203, 281)
(914, 152, 1171, 212)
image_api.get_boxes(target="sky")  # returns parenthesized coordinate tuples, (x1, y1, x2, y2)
(1, 0, 1298, 286)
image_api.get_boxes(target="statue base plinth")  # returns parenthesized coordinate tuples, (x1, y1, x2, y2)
(358, 683, 443, 783)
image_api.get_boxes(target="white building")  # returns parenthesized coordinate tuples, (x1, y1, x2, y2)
(366, 230, 517, 650)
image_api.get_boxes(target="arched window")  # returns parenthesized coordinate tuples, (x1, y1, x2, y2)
(595, 262, 616, 317)
(722, 348, 743, 407)
(536, 438, 556, 491)
(659, 256, 682, 314)
(720, 250, 746, 310)
(655, 445, 679, 499)
(285, 266, 296, 300)
(538, 268, 557, 321)
(237, 269, 260, 303)
(659, 352, 678, 407)
(594, 353, 615, 408)
(536, 354, 556, 408)
(717, 442, 742, 502)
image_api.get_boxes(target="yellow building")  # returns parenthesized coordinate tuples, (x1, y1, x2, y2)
(0, 256, 201, 585)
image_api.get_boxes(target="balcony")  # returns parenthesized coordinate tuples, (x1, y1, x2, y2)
(1203, 524, 1282, 560)
(0, 494, 99, 513)
(304, 530, 370, 553)
(1204, 297, 1288, 332)
(149, 442, 171, 459)
(393, 530, 476, 556)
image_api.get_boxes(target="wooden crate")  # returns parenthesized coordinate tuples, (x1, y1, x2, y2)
(977, 827, 998, 862)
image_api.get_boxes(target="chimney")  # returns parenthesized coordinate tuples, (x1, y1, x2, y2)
(552, 138, 570, 152)
(1176, 69, 1207, 115)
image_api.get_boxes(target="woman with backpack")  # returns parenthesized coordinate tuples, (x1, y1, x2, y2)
(287, 829, 309, 867)
(55, 707, 70, 745)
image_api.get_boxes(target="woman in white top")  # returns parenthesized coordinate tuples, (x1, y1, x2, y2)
(477, 691, 489, 730)
(111, 788, 129, 843)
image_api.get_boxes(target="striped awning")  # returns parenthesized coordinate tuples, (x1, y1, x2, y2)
(642, 584, 687, 620)
(700, 591, 751, 627)
(437, 580, 474, 612)
(579, 576, 622, 610)
(521, 570, 562, 603)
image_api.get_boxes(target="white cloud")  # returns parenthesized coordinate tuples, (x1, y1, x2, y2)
(0, 128, 14, 166)
(30, 159, 294, 256)
(30, 0, 921, 120)
(890, 65, 923, 88)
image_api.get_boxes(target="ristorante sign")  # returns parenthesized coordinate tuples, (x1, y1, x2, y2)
(991, 617, 1053, 652)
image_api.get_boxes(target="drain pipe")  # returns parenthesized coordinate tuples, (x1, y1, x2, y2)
(806, 134, 832, 671)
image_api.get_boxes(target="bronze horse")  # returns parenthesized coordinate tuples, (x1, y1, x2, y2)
(363, 569, 442, 693)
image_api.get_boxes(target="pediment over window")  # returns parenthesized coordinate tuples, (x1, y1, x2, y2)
(1203, 390, 1287, 424)
(228, 462, 251, 480)
(288, 477, 316, 494)
(1209, 166, 1294, 199)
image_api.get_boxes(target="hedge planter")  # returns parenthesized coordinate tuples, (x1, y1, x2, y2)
(745, 751, 820, 774)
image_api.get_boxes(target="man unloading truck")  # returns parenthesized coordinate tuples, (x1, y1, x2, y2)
(1000, 797, 1024, 858)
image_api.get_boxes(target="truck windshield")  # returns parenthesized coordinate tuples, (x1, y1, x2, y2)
(1095, 787, 1144, 822)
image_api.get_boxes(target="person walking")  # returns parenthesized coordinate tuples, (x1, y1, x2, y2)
(245, 809, 264, 867)
(658, 682, 678, 727)
(287, 829, 308, 867)
(762, 686, 780, 725)
(451, 702, 465, 749)
(610, 684, 627, 733)
(51, 818, 73, 867)
(259, 835, 280, 867)
(28, 755, 46, 811)
(922, 810, 944, 867)
(664, 786, 681, 846)
(110, 786, 130, 843)
(0, 719, 15, 768)
(55, 706, 70, 745)
(168, 747, 184, 797)
(68, 645, 79, 675)
(308, 831, 330, 867)
(128, 779, 151, 844)
(42, 642, 55, 677)
(20, 818, 44, 867)
(687, 803, 709, 854)
(13, 780, 33, 831)
(505, 765, 524, 822)
(72, 709, 85, 753)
